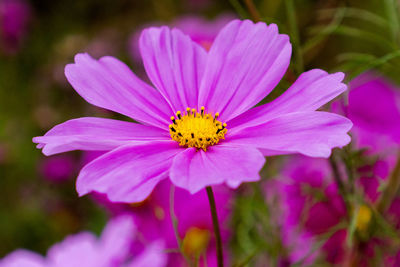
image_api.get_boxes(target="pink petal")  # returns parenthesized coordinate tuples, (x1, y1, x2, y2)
(228, 69, 346, 132)
(47, 232, 99, 267)
(65, 53, 172, 128)
(229, 111, 352, 158)
(0, 250, 45, 267)
(33, 117, 169, 156)
(198, 19, 291, 121)
(77, 141, 182, 203)
(170, 145, 265, 193)
(99, 216, 137, 265)
(139, 26, 207, 111)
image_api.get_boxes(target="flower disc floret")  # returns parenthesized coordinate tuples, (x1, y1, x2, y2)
(169, 107, 227, 151)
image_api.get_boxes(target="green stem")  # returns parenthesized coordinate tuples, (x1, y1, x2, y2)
(329, 152, 350, 216)
(383, 0, 400, 43)
(376, 152, 400, 213)
(206, 186, 224, 267)
(244, 0, 262, 22)
(285, 0, 304, 74)
(170, 185, 193, 266)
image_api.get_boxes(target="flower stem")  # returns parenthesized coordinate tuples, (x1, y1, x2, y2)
(285, 0, 304, 74)
(244, 0, 261, 22)
(206, 186, 224, 267)
(170, 185, 193, 266)
(376, 151, 400, 213)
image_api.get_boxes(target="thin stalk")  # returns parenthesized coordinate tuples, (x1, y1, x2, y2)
(329, 152, 350, 215)
(206, 186, 224, 267)
(285, 0, 304, 74)
(244, 0, 261, 22)
(376, 152, 400, 213)
(383, 0, 400, 43)
(170, 185, 193, 266)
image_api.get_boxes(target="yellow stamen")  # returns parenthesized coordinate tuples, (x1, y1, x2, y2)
(153, 205, 165, 221)
(169, 107, 227, 151)
(182, 227, 210, 257)
(355, 204, 372, 232)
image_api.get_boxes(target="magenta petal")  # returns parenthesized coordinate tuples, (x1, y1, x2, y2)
(228, 69, 346, 132)
(0, 250, 45, 267)
(198, 19, 291, 121)
(33, 117, 169, 156)
(76, 141, 182, 203)
(229, 112, 352, 157)
(140, 26, 207, 111)
(65, 53, 172, 128)
(47, 233, 99, 267)
(99, 215, 137, 265)
(170, 145, 264, 193)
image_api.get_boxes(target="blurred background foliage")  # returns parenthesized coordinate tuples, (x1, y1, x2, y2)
(1, 0, 400, 265)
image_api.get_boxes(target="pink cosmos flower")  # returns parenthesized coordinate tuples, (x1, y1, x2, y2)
(0, 216, 167, 267)
(0, 0, 31, 54)
(33, 19, 352, 203)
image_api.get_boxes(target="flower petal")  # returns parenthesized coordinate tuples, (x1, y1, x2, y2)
(229, 112, 352, 158)
(76, 141, 181, 203)
(0, 250, 45, 267)
(65, 53, 172, 128)
(198, 19, 291, 121)
(47, 232, 99, 267)
(140, 26, 207, 111)
(228, 69, 346, 132)
(33, 117, 169, 156)
(125, 241, 167, 267)
(170, 145, 265, 193)
(99, 215, 137, 264)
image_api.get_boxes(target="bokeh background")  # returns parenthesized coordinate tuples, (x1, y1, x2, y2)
(1, 0, 400, 266)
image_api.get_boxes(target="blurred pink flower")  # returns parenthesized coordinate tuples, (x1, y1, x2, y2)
(0, 216, 167, 267)
(277, 156, 347, 264)
(90, 180, 232, 266)
(277, 155, 400, 265)
(0, 0, 31, 54)
(39, 155, 76, 182)
(33, 19, 351, 203)
(334, 72, 400, 154)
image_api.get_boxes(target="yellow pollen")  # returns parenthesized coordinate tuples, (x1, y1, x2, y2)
(153, 205, 165, 221)
(182, 227, 210, 257)
(169, 107, 227, 151)
(355, 204, 372, 232)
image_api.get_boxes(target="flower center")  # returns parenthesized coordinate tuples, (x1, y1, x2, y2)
(182, 227, 210, 257)
(169, 107, 227, 151)
(355, 204, 372, 232)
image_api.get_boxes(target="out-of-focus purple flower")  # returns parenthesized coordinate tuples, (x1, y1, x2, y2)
(277, 156, 347, 264)
(129, 14, 235, 62)
(39, 155, 76, 182)
(33, 19, 351, 203)
(332, 72, 400, 200)
(335, 72, 400, 154)
(277, 155, 400, 265)
(0, 0, 31, 54)
(0, 216, 167, 267)
(90, 180, 232, 266)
